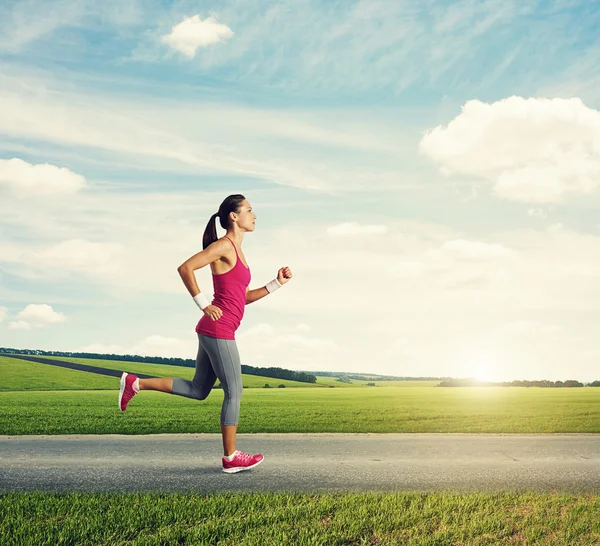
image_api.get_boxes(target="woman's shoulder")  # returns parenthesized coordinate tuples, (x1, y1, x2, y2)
(211, 237, 233, 251)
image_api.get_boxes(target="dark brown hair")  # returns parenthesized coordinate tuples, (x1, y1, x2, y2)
(202, 194, 246, 250)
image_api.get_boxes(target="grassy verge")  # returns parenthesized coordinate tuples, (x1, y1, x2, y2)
(1, 387, 599, 435)
(29, 356, 437, 388)
(1, 490, 598, 545)
(0, 356, 332, 390)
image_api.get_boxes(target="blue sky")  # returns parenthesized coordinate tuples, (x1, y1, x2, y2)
(2, 0, 600, 381)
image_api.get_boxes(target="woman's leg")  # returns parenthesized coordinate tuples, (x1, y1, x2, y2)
(138, 377, 173, 393)
(167, 334, 217, 400)
(199, 335, 243, 457)
(221, 424, 238, 456)
(139, 335, 216, 396)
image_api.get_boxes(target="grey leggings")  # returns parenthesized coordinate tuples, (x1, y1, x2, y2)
(171, 333, 243, 426)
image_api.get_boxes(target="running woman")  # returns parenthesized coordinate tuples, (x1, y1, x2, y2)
(118, 194, 292, 473)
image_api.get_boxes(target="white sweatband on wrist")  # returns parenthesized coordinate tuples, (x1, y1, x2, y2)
(193, 292, 211, 310)
(265, 278, 282, 294)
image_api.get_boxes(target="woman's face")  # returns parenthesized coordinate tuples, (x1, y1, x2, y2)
(235, 200, 256, 231)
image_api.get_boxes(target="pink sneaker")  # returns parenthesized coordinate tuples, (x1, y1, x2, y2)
(222, 450, 264, 473)
(119, 372, 139, 412)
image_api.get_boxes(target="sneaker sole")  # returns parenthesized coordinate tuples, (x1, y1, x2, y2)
(118, 372, 127, 412)
(222, 457, 264, 473)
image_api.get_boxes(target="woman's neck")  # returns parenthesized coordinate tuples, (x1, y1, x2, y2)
(226, 231, 244, 247)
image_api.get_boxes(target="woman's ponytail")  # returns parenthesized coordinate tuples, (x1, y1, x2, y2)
(201, 195, 246, 250)
(202, 212, 219, 250)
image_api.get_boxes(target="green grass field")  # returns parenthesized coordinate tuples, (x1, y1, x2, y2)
(2, 354, 599, 544)
(1, 355, 435, 390)
(1, 490, 598, 545)
(1, 356, 598, 435)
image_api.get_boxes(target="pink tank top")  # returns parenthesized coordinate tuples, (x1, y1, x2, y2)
(195, 236, 251, 340)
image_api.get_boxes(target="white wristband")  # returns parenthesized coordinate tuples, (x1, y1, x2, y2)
(193, 292, 211, 310)
(265, 278, 282, 294)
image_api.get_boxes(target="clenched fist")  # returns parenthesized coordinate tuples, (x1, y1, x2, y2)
(277, 266, 293, 285)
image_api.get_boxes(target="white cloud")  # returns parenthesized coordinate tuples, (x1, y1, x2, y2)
(38, 239, 124, 273)
(9, 304, 66, 329)
(236, 321, 339, 371)
(8, 320, 30, 330)
(76, 343, 125, 354)
(237, 322, 335, 350)
(0, 158, 86, 198)
(419, 96, 600, 204)
(76, 335, 195, 359)
(127, 335, 190, 358)
(241, 323, 276, 337)
(429, 239, 515, 263)
(327, 222, 388, 237)
(18, 303, 66, 324)
(528, 207, 548, 219)
(0, 239, 126, 281)
(268, 333, 337, 350)
(161, 15, 233, 57)
(384, 238, 516, 285)
(547, 222, 564, 233)
(0, 306, 7, 323)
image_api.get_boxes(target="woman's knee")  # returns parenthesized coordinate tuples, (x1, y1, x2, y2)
(224, 385, 243, 401)
(192, 383, 212, 400)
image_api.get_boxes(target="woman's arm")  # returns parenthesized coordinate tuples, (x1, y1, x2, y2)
(245, 267, 291, 305)
(177, 240, 230, 321)
(245, 286, 270, 305)
(177, 239, 228, 297)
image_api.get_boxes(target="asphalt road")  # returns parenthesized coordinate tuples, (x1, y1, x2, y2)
(1, 433, 599, 493)
(3, 354, 155, 378)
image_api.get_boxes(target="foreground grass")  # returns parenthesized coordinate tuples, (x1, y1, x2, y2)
(1, 490, 598, 545)
(1, 386, 599, 435)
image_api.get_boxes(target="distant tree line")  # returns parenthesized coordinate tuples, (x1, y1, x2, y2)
(309, 371, 451, 381)
(437, 378, 598, 388)
(242, 364, 316, 384)
(0, 347, 317, 384)
(6, 347, 593, 386)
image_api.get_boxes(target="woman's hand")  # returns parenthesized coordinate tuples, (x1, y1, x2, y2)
(277, 266, 293, 285)
(203, 304, 223, 321)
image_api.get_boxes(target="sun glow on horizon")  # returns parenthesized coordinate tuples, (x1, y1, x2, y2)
(474, 367, 496, 382)
(459, 346, 506, 383)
